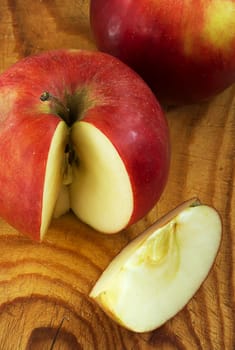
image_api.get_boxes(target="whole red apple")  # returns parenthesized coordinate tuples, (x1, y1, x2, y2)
(0, 49, 170, 240)
(90, 0, 235, 105)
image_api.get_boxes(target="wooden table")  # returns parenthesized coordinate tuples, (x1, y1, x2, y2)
(0, 1, 234, 349)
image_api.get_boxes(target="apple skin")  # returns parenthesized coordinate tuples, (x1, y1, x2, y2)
(0, 93, 60, 238)
(0, 49, 170, 239)
(90, 0, 235, 105)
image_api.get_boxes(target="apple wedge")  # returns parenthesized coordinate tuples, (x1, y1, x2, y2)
(89, 198, 222, 332)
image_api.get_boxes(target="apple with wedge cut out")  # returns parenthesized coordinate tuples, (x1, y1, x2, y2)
(89, 198, 222, 333)
(0, 49, 170, 240)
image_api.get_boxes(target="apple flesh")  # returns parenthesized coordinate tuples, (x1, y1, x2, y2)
(90, 0, 235, 105)
(0, 49, 169, 240)
(89, 198, 222, 332)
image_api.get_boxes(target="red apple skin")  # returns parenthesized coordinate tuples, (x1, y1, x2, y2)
(90, 0, 235, 105)
(0, 88, 60, 240)
(0, 49, 170, 239)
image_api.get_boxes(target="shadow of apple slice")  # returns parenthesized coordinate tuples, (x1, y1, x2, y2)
(89, 198, 222, 332)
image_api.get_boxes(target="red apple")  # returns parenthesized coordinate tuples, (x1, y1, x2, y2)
(0, 49, 170, 240)
(90, 0, 235, 105)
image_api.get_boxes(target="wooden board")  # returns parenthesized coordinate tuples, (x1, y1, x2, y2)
(0, 1, 234, 349)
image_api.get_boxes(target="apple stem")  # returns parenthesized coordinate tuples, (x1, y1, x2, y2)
(40, 91, 71, 125)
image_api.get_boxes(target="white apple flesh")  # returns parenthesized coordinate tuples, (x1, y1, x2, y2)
(52, 121, 133, 233)
(69, 121, 133, 233)
(89, 199, 222, 332)
(41, 122, 68, 234)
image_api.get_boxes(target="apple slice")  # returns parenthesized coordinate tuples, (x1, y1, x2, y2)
(89, 198, 222, 332)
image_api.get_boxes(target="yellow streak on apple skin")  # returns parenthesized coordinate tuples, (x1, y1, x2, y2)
(0, 89, 18, 124)
(203, 1, 235, 50)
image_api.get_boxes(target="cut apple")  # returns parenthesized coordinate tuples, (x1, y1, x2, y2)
(0, 49, 170, 240)
(89, 199, 222, 332)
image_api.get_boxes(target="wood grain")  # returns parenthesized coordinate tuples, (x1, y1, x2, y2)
(0, 1, 234, 349)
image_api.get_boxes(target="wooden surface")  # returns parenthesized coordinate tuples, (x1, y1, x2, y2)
(0, 1, 234, 349)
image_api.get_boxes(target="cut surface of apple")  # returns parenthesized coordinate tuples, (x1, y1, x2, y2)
(70, 121, 133, 233)
(90, 199, 222, 332)
(41, 121, 68, 238)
